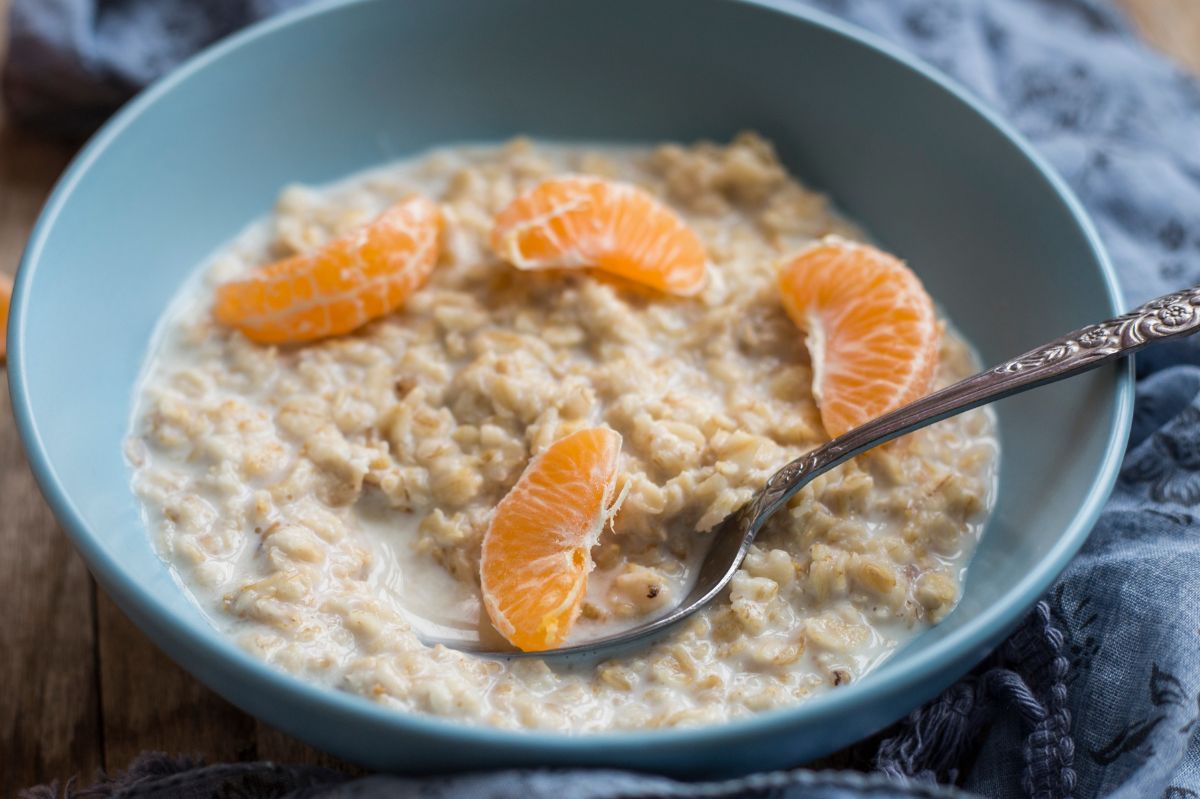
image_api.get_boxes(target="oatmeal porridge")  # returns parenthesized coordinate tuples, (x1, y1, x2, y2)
(127, 134, 998, 732)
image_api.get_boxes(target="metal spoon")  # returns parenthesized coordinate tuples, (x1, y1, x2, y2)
(425, 285, 1200, 657)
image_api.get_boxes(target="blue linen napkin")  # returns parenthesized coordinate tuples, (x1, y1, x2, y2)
(8, 1, 1200, 797)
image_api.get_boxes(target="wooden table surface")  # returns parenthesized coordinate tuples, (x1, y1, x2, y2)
(2, 0, 1197, 792)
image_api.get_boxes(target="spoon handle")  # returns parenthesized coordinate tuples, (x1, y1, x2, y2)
(436, 286, 1200, 657)
(749, 285, 1200, 523)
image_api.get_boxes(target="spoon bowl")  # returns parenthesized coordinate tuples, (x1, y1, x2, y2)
(436, 286, 1200, 657)
(7, 0, 1132, 773)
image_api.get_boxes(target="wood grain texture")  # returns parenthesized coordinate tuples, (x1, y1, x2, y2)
(0, 0, 353, 785)
(95, 593, 259, 768)
(0, 2, 99, 788)
(95, 591, 359, 772)
(0, 368, 102, 793)
(0, 0, 1196, 789)
(95, 587, 360, 772)
(253, 723, 364, 772)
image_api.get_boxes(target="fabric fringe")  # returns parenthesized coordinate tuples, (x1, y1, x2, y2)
(875, 602, 1076, 799)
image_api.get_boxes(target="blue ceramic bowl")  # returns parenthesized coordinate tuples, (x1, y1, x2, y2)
(9, 0, 1130, 776)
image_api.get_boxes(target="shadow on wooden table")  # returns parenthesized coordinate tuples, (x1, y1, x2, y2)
(3, 0, 1197, 791)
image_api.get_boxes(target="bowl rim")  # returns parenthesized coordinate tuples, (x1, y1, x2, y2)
(8, 0, 1133, 754)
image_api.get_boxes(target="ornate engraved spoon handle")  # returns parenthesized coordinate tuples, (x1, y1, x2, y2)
(750, 285, 1200, 523)
(433, 286, 1200, 656)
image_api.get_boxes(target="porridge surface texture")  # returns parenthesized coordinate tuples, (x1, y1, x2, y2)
(128, 134, 998, 732)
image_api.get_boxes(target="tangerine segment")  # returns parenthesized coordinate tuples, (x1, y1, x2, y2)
(215, 196, 442, 344)
(778, 237, 940, 438)
(0, 271, 11, 363)
(490, 176, 708, 296)
(480, 427, 626, 652)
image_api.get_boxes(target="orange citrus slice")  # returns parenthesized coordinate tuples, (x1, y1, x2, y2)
(490, 176, 707, 296)
(480, 427, 626, 652)
(215, 196, 442, 344)
(778, 237, 940, 438)
(0, 271, 11, 363)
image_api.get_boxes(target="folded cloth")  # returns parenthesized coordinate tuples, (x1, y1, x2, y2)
(9, 1, 1200, 798)
(3, 0, 307, 136)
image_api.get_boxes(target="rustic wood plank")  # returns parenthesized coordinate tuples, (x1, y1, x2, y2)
(0, 0, 101, 787)
(0, 373, 103, 794)
(95, 592, 259, 767)
(0, 0, 1196, 789)
(96, 590, 357, 771)
(1120, 0, 1200, 73)
(253, 722, 362, 773)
